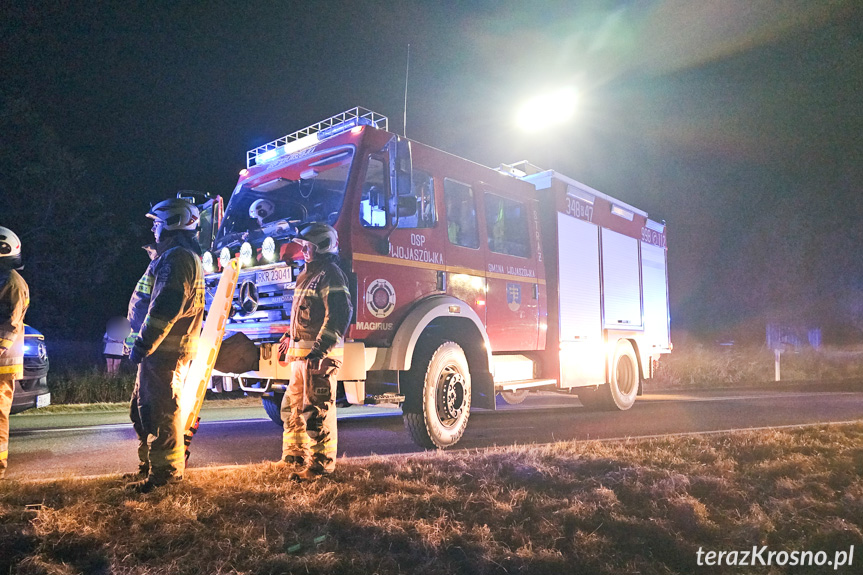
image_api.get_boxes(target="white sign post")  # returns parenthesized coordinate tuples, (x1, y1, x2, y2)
(774, 348, 781, 381)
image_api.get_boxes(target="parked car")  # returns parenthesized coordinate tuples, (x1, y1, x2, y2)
(11, 325, 51, 413)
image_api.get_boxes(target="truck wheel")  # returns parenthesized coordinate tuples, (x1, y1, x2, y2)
(498, 389, 529, 405)
(403, 341, 471, 449)
(608, 341, 639, 410)
(577, 341, 639, 411)
(262, 392, 284, 426)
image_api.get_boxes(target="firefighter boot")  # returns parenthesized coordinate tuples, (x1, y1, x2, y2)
(121, 462, 150, 480)
(287, 466, 330, 482)
(126, 473, 182, 493)
(278, 455, 305, 470)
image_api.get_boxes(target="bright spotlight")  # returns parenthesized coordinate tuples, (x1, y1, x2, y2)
(515, 87, 578, 132)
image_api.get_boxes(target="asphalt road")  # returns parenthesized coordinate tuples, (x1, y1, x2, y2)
(7, 384, 863, 481)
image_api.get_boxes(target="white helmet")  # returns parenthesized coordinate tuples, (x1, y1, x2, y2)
(249, 198, 275, 224)
(146, 198, 200, 231)
(0, 226, 22, 269)
(294, 222, 338, 255)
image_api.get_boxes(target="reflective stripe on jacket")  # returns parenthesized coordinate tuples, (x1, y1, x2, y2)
(126, 244, 157, 345)
(130, 234, 204, 360)
(289, 253, 353, 357)
(0, 270, 29, 381)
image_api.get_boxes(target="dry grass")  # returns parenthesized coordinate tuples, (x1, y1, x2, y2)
(3, 423, 863, 574)
(653, 344, 863, 389)
(22, 394, 260, 415)
(47, 368, 136, 404)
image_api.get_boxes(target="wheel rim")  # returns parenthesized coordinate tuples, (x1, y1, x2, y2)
(435, 366, 466, 425)
(616, 355, 637, 395)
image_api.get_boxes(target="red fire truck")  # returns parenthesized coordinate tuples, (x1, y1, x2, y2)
(204, 107, 671, 449)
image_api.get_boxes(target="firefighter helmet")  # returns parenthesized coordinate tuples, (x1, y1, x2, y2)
(249, 198, 275, 225)
(0, 226, 22, 269)
(293, 222, 338, 255)
(146, 198, 200, 231)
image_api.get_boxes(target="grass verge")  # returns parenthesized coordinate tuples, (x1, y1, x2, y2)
(653, 345, 863, 389)
(18, 394, 261, 416)
(2, 422, 863, 574)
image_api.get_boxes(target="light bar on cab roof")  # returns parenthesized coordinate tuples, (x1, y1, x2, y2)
(247, 107, 388, 168)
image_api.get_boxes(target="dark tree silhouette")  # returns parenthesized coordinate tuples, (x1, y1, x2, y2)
(0, 95, 132, 337)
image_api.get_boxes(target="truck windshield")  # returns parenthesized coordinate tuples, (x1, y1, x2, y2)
(214, 146, 355, 249)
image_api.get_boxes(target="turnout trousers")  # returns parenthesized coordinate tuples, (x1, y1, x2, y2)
(280, 357, 341, 473)
(0, 377, 13, 478)
(129, 353, 190, 480)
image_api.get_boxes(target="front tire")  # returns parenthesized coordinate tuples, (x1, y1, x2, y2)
(262, 392, 284, 426)
(403, 341, 471, 449)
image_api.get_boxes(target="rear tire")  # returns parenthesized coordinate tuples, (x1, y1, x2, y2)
(403, 340, 471, 449)
(262, 392, 284, 426)
(498, 389, 529, 405)
(577, 341, 639, 411)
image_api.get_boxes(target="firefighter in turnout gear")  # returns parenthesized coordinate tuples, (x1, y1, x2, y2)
(0, 227, 29, 479)
(126, 199, 205, 492)
(278, 223, 352, 480)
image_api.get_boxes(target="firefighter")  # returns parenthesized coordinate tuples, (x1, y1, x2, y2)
(0, 227, 29, 479)
(249, 198, 275, 227)
(278, 222, 352, 481)
(125, 198, 204, 492)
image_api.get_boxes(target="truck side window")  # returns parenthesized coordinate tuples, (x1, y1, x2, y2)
(398, 169, 436, 229)
(360, 156, 389, 228)
(444, 178, 479, 249)
(484, 193, 530, 258)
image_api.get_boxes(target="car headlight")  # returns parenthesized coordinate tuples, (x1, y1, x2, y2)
(220, 247, 232, 268)
(202, 251, 215, 273)
(261, 237, 276, 262)
(240, 242, 255, 267)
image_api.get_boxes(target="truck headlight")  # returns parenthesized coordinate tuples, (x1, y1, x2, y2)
(202, 251, 215, 273)
(240, 242, 255, 267)
(262, 236, 276, 262)
(220, 247, 232, 268)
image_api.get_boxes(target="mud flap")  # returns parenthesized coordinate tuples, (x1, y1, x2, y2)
(471, 370, 496, 410)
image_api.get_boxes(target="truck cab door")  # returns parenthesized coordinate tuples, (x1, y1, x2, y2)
(481, 190, 540, 352)
(197, 197, 224, 253)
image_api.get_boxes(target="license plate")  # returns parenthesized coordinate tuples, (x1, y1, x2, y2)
(256, 266, 292, 286)
(36, 393, 51, 408)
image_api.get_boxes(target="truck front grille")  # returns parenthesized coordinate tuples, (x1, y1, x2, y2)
(205, 266, 296, 344)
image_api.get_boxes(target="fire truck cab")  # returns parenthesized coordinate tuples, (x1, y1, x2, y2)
(205, 108, 670, 449)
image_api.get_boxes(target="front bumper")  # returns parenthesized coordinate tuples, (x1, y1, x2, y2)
(12, 375, 51, 414)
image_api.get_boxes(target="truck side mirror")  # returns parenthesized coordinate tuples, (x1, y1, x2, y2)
(387, 136, 413, 219)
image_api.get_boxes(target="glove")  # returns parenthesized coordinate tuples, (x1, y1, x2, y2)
(304, 349, 325, 371)
(129, 344, 146, 364)
(278, 335, 291, 359)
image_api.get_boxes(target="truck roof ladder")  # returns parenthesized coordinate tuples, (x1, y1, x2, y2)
(247, 107, 388, 168)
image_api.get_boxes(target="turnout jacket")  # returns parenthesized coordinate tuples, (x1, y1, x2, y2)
(127, 234, 204, 360)
(288, 253, 353, 357)
(0, 270, 29, 381)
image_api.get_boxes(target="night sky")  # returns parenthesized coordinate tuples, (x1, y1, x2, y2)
(2, 0, 862, 342)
